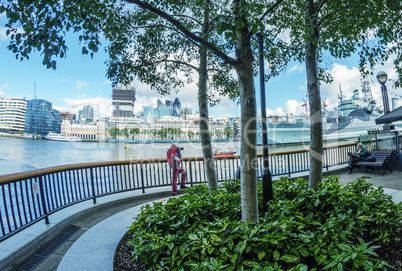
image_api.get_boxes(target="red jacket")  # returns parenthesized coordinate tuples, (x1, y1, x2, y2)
(167, 146, 180, 166)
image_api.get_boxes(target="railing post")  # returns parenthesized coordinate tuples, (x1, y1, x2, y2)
(287, 153, 291, 177)
(140, 163, 145, 193)
(90, 168, 97, 204)
(189, 161, 193, 187)
(325, 148, 329, 171)
(38, 175, 49, 224)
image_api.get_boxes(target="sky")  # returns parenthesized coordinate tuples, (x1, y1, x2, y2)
(1, 13, 401, 121)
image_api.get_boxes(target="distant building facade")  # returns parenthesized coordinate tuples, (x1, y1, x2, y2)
(60, 112, 76, 124)
(81, 105, 94, 123)
(24, 99, 62, 135)
(142, 98, 188, 122)
(112, 85, 136, 118)
(0, 99, 27, 134)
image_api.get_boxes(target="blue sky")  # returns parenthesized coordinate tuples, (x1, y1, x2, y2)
(1, 13, 401, 120)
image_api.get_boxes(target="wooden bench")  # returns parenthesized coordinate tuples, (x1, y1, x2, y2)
(354, 150, 394, 175)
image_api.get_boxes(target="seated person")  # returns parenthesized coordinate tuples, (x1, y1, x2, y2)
(348, 142, 368, 174)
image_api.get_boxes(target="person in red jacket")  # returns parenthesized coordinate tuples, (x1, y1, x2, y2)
(166, 143, 187, 195)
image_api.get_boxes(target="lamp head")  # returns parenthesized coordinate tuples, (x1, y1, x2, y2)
(376, 71, 388, 85)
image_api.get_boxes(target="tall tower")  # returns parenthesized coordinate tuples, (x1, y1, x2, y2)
(112, 85, 136, 117)
(361, 77, 373, 103)
(82, 105, 94, 122)
(172, 98, 181, 117)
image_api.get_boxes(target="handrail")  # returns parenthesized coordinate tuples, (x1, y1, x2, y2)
(0, 142, 358, 183)
(0, 142, 359, 241)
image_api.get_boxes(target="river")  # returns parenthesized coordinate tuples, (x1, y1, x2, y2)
(0, 136, 352, 176)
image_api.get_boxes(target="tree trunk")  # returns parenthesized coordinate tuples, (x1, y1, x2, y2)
(305, 0, 323, 188)
(234, 1, 259, 221)
(198, 0, 218, 192)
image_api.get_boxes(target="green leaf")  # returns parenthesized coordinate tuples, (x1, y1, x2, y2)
(188, 234, 198, 240)
(229, 253, 237, 264)
(210, 234, 222, 244)
(258, 251, 265, 260)
(273, 250, 280, 261)
(299, 247, 310, 257)
(243, 260, 261, 269)
(280, 254, 299, 263)
(82, 46, 88, 55)
(316, 254, 327, 265)
(338, 243, 352, 252)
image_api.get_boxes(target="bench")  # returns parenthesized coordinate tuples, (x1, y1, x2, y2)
(354, 150, 394, 175)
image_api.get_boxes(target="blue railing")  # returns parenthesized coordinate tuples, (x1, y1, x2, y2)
(0, 142, 357, 241)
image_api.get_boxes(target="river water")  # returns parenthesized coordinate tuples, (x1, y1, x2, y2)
(0, 136, 349, 176)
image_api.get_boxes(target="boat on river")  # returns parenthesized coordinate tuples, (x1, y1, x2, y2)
(213, 151, 237, 157)
(43, 132, 82, 142)
(213, 145, 236, 157)
(257, 78, 402, 145)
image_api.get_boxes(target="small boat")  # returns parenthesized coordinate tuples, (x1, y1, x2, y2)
(214, 151, 237, 157)
(43, 132, 83, 142)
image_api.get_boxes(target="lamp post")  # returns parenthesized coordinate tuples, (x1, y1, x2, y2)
(376, 71, 390, 114)
(257, 32, 273, 213)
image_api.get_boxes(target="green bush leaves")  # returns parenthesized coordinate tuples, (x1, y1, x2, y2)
(128, 177, 401, 270)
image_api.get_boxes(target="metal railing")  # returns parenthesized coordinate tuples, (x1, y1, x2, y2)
(0, 142, 358, 241)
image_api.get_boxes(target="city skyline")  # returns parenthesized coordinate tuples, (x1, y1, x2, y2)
(1, 14, 402, 121)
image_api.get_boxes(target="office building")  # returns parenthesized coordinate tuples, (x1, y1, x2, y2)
(112, 85, 136, 117)
(172, 98, 181, 117)
(25, 99, 62, 135)
(0, 99, 27, 134)
(82, 105, 94, 122)
(60, 112, 76, 124)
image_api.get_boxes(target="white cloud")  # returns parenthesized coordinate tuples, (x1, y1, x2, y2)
(215, 113, 233, 120)
(0, 27, 8, 42)
(101, 80, 112, 85)
(268, 57, 402, 117)
(288, 64, 304, 74)
(75, 80, 89, 90)
(54, 97, 113, 119)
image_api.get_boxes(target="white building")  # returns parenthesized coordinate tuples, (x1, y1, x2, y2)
(0, 99, 27, 134)
(61, 120, 107, 140)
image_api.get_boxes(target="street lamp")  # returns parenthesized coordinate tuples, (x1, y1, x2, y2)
(376, 71, 390, 114)
(257, 32, 274, 213)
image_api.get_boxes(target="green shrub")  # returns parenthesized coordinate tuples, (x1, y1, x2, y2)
(128, 177, 402, 270)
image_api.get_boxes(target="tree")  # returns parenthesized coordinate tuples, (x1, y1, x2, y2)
(120, 128, 129, 138)
(104, 0, 238, 192)
(1, 0, 287, 222)
(224, 127, 234, 139)
(187, 130, 194, 140)
(130, 128, 140, 139)
(214, 129, 223, 139)
(109, 128, 119, 139)
(274, 0, 402, 187)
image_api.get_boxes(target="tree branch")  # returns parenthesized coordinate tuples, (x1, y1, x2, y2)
(147, 59, 199, 72)
(125, 0, 237, 65)
(171, 14, 202, 26)
(259, 0, 285, 22)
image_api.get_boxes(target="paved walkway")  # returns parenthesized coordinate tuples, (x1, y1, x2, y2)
(2, 166, 402, 270)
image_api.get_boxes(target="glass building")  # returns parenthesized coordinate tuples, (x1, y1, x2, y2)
(82, 105, 94, 122)
(25, 99, 62, 135)
(172, 98, 181, 117)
